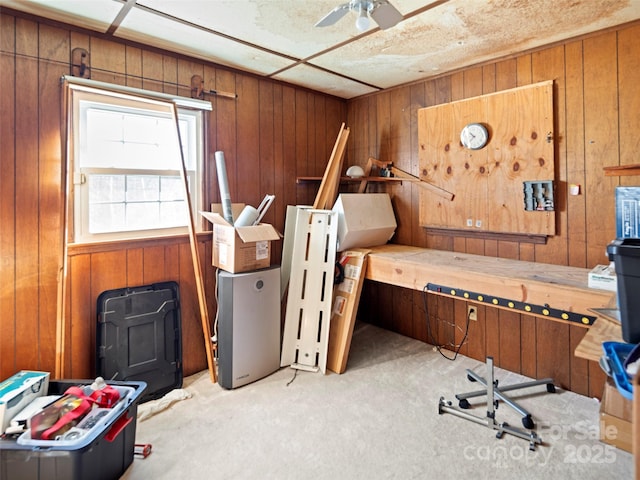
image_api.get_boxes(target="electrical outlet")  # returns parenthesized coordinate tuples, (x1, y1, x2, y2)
(467, 305, 477, 321)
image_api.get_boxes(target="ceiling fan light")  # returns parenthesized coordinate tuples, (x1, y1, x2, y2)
(355, 9, 370, 31)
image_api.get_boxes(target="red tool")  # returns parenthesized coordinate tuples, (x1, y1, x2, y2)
(134, 444, 152, 458)
(334, 254, 350, 284)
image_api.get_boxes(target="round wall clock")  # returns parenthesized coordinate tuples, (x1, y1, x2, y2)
(460, 123, 489, 150)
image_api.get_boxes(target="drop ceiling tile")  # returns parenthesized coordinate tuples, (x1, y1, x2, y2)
(116, 6, 295, 76)
(0, 0, 120, 32)
(135, 0, 429, 59)
(310, 0, 640, 89)
(2, 0, 640, 97)
(308, 9, 474, 89)
(135, 0, 340, 58)
(272, 64, 378, 99)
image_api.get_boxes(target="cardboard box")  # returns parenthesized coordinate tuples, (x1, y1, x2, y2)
(599, 377, 632, 452)
(600, 412, 632, 453)
(588, 263, 617, 292)
(601, 377, 633, 419)
(211, 203, 246, 223)
(615, 186, 640, 238)
(332, 193, 397, 252)
(201, 209, 280, 273)
(0, 371, 49, 434)
(327, 249, 369, 374)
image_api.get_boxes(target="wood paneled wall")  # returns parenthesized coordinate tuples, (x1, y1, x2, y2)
(351, 22, 640, 398)
(1, 7, 638, 399)
(0, 10, 346, 380)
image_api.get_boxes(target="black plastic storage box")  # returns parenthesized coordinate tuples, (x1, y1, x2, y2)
(97, 281, 182, 403)
(0, 379, 145, 480)
(607, 238, 640, 343)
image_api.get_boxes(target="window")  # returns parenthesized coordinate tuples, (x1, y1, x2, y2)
(65, 78, 210, 243)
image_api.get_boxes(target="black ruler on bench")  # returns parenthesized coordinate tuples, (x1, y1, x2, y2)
(425, 283, 596, 326)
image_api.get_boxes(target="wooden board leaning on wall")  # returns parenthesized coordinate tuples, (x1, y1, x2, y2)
(418, 80, 555, 237)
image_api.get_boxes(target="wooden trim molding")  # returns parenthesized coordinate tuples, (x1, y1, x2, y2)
(67, 232, 212, 256)
(425, 227, 548, 244)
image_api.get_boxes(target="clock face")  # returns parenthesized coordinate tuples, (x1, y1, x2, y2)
(460, 123, 488, 150)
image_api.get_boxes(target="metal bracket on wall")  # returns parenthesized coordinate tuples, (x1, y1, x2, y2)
(71, 48, 90, 79)
(280, 208, 338, 374)
(190, 74, 237, 100)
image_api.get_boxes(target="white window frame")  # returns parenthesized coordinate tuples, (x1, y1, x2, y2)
(64, 77, 211, 244)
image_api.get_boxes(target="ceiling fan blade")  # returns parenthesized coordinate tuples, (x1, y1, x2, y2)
(315, 3, 350, 27)
(369, 0, 403, 29)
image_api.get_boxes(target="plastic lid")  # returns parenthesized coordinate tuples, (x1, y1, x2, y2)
(607, 238, 640, 257)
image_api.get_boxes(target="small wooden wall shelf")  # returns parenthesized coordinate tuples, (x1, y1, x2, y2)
(603, 164, 640, 176)
(296, 176, 405, 184)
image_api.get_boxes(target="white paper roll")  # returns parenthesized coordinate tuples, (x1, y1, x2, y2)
(234, 205, 259, 227)
(215, 151, 234, 225)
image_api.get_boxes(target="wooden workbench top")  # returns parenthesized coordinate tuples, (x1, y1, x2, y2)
(365, 244, 615, 324)
(574, 315, 622, 362)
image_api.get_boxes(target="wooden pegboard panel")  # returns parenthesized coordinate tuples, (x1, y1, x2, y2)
(418, 80, 555, 236)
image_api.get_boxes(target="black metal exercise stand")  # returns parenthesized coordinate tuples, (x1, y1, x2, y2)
(438, 356, 555, 451)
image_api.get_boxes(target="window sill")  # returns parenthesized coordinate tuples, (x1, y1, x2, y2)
(67, 231, 212, 256)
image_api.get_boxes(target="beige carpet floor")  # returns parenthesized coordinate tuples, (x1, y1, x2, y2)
(121, 322, 633, 479)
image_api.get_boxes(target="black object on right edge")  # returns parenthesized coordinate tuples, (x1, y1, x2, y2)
(607, 238, 640, 343)
(96, 281, 182, 403)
